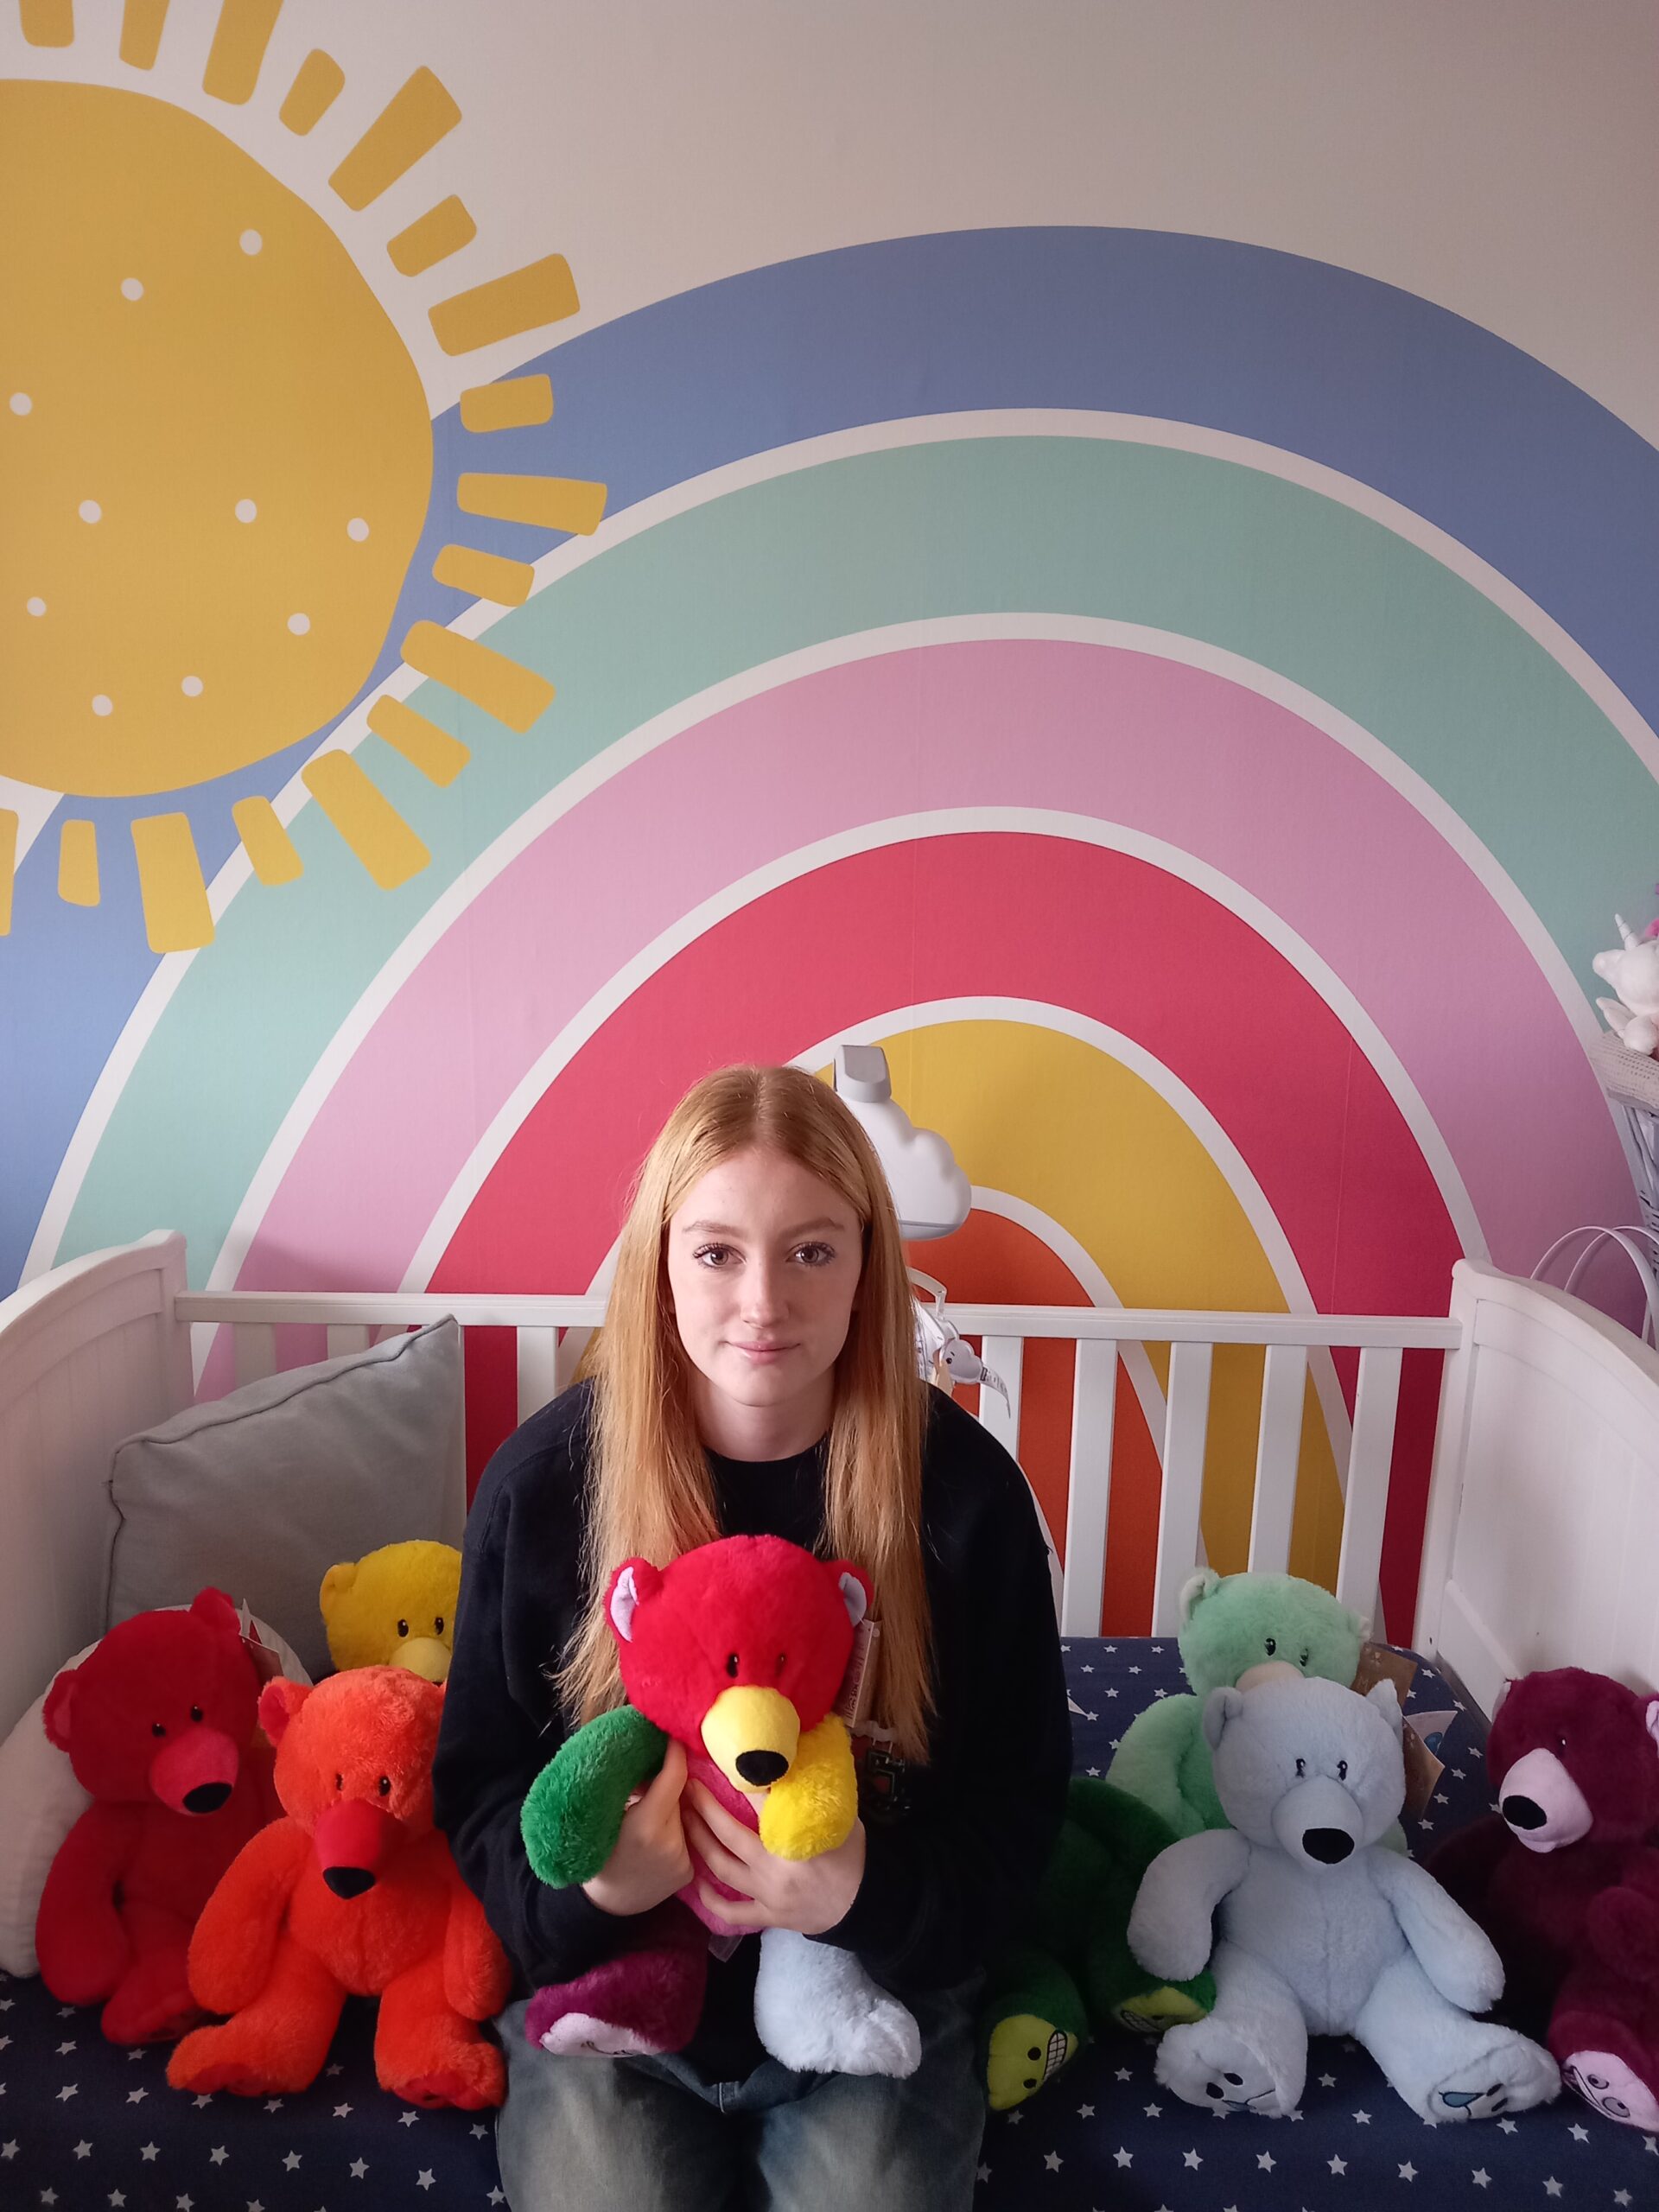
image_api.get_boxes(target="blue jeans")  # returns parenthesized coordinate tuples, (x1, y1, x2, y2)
(493, 1978, 985, 2211)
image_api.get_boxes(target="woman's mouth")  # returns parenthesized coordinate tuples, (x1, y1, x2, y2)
(731, 1341, 793, 1361)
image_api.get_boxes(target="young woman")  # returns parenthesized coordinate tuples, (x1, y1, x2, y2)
(434, 1064, 1071, 2210)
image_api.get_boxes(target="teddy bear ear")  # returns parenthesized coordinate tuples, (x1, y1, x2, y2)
(319, 1560, 357, 1610)
(41, 1665, 79, 1753)
(1201, 1683, 1245, 1751)
(1646, 1698, 1659, 1755)
(259, 1676, 310, 1744)
(1179, 1569, 1220, 1625)
(830, 1561, 871, 1627)
(189, 1586, 241, 1638)
(607, 1560, 661, 1644)
(1366, 1678, 1403, 1735)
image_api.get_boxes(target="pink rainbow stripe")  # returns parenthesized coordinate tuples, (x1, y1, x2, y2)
(232, 639, 1628, 1303)
(429, 833, 1458, 1629)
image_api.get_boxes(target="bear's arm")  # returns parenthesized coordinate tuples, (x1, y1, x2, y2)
(1584, 1845, 1659, 1983)
(1426, 1812, 1510, 1913)
(1366, 1846, 1504, 2013)
(187, 1816, 313, 2018)
(1106, 1697, 1211, 1836)
(1128, 1827, 1250, 1984)
(35, 1802, 142, 2003)
(520, 1704, 669, 1889)
(759, 1713, 856, 1860)
(442, 1851, 514, 2020)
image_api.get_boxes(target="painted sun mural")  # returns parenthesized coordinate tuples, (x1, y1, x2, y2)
(2, 0, 607, 949)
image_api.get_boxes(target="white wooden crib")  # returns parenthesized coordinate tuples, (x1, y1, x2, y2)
(3, 1230, 1656, 1742)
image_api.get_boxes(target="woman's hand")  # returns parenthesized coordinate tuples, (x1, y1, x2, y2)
(683, 1781, 866, 1935)
(582, 1739, 693, 1916)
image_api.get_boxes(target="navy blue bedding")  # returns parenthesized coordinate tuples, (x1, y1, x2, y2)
(5, 1637, 1655, 2209)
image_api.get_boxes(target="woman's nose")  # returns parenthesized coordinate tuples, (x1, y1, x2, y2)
(741, 1262, 786, 1319)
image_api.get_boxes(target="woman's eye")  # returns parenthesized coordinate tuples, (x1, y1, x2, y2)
(695, 1243, 734, 1268)
(792, 1242, 835, 1266)
(1264, 1637, 1277, 1656)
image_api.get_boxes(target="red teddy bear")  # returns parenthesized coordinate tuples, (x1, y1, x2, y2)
(168, 1667, 509, 2107)
(1431, 1667, 1659, 2130)
(35, 1589, 276, 2044)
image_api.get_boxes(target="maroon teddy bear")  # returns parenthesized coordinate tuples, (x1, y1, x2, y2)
(35, 1589, 276, 2044)
(1430, 1667, 1659, 2130)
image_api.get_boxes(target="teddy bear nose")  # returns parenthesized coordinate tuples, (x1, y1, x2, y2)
(183, 1781, 232, 1815)
(1302, 1827, 1353, 1863)
(1501, 1794, 1547, 1829)
(736, 1750, 790, 1787)
(322, 1865, 378, 1899)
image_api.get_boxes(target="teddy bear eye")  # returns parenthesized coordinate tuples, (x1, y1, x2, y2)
(1338, 1759, 1349, 1780)
(1294, 1757, 1305, 1776)
(152, 1720, 166, 1738)
(726, 1653, 740, 1678)
(1264, 1637, 1277, 1656)
(775, 1652, 786, 1675)
(378, 1776, 391, 1796)
(1557, 1734, 1568, 1751)
(1299, 1649, 1310, 1668)
(435, 1617, 444, 1634)
(334, 1772, 344, 1791)
(397, 1619, 409, 1637)
(190, 1704, 203, 1722)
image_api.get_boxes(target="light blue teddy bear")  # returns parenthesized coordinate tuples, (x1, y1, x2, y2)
(1128, 1672, 1560, 2124)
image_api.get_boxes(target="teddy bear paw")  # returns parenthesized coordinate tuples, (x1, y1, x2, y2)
(1156, 2019, 1291, 2116)
(1560, 2050, 1659, 2131)
(1430, 2034, 1560, 2121)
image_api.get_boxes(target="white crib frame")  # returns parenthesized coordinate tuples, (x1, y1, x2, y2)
(2, 1233, 1656, 1742)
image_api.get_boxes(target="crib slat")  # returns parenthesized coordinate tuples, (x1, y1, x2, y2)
(1335, 1346, 1404, 1628)
(1152, 1341, 1213, 1634)
(976, 1335, 1024, 1457)
(554, 1325, 591, 1394)
(1248, 1344, 1308, 1574)
(1061, 1339, 1118, 1637)
(232, 1324, 276, 1389)
(517, 1327, 559, 1423)
(327, 1324, 372, 1362)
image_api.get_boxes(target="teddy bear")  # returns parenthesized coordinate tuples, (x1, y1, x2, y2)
(1107, 1569, 1364, 1838)
(979, 1777, 1214, 2109)
(1429, 1666, 1659, 2130)
(35, 1588, 277, 2044)
(167, 1667, 509, 2107)
(520, 1533, 920, 2077)
(1128, 1672, 1560, 2123)
(320, 1540, 462, 1683)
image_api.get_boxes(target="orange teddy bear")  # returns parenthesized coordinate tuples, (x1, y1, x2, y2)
(168, 1668, 508, 2108)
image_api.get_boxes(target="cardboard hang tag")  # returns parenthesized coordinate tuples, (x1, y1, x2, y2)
(833, 1618, 883, 1733)
(1351, 1639, 1445, 1821)
(237, 1599, 285, 1690)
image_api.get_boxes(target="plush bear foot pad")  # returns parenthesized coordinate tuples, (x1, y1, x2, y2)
(1158, 2019, 1289, 2116)
(1561, 2050, 1659, 2130)
(1430, 2036, 1560, 2122)
(987, 2014, 1077, 2110)
(537, 2011, 666, 2058)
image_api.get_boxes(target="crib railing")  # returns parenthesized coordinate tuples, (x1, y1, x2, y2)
(178, 1287, 1460, 1639)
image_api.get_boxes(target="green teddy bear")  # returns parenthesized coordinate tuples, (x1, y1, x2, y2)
(981, 1778, 1216, 2109)
(1107, 1569, 1365, 1835)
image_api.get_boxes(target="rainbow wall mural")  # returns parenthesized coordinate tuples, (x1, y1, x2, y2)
(4, 0, 1656, 1638)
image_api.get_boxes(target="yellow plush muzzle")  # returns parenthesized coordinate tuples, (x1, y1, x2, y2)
(700, 1686, 801, 1796)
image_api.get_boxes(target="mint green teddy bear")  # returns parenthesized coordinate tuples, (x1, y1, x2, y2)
(1107, 1571, 1365, 1838)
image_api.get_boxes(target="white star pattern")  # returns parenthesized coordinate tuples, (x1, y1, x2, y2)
(1329, 2155, 1347, 2174)
(334, 2102, 353, 2119)
(1319, 2073, 1337, 2087)
(400, 2109, 420, 2126)
(109, 2196, 124, 2208)
(1114, 2148, 1133, 2167)
(1044, 2151, 1062, 2171)
(283, 2152, 302, 2170)
(1115, 2067, 1132, 2082)
(54, 2040, 74, 2055)
(175, 2195, 193, 2209)
(1568, 2122, 1589, 2141)
(1183, 2148, 1203, 2169)
(976, 2168, 990, 2186)
(1499, 2119, 1519, 2134)
(349, 2158, 368, 2178)
(1143, 2101, 1161, 2117)
(264, 2097, 283, 2113)
(54, 2083, 77, 2101)
(1, 2143, 16, 2160)
(1006, 2108, 1022, 2125)
(488, 2193, 506, 2207)
(1257, 2153, 1275, 2171)
(194, 2094, 213, 2109)
(1355, 2110, 1372, 2124)
(1078, 2103, 1094, 2118)
(40, 2189, 56, 2205)
(1398, 2161, 1416, 2180)
(1616, 2192, 1632, 2205)
(1542, 2183, 1562, 2199)
(1472, 2171, 1490, 2188)
(471, 2123, 489, 2139)
(416, 2171, 436, 2190)
(140, 2144, 159, 2162)
(73, 2141, 91, 2159)
(210, 2149, 227, 2164)
(127, 2088, 147, 2104)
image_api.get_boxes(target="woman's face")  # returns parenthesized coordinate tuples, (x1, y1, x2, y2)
(665, 1146, 864, 1448)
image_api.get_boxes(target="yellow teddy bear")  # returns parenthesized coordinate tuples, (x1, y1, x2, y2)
(319, 1541, 461, 1683)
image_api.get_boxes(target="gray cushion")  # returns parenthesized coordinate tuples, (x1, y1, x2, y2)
(105, 1320, 464, 1681)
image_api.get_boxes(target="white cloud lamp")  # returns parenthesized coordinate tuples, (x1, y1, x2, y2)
(831, 1043, 971, 1242)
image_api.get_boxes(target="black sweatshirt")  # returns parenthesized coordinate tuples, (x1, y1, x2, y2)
(433, 1379, 1071, 2080)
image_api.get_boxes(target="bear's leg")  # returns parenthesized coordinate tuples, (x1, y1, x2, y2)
(1552, 1970, 1659, 2130)
(1083, 1912, 1213, 2038)
(377, 1951, 505, 2110)
(1353, 1952, 1560, 2123)
(166, 1932, 345, 2096)
(99, 1900, 201, 2045)
(753, 1929, 921, 2078)
(979, 1942, 1089, 2110)
(1154, 1942, 1306, 2118)
(524, 1904, 708, 2057)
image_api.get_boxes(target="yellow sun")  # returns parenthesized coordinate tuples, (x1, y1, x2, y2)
(1, 0, 607, 951)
